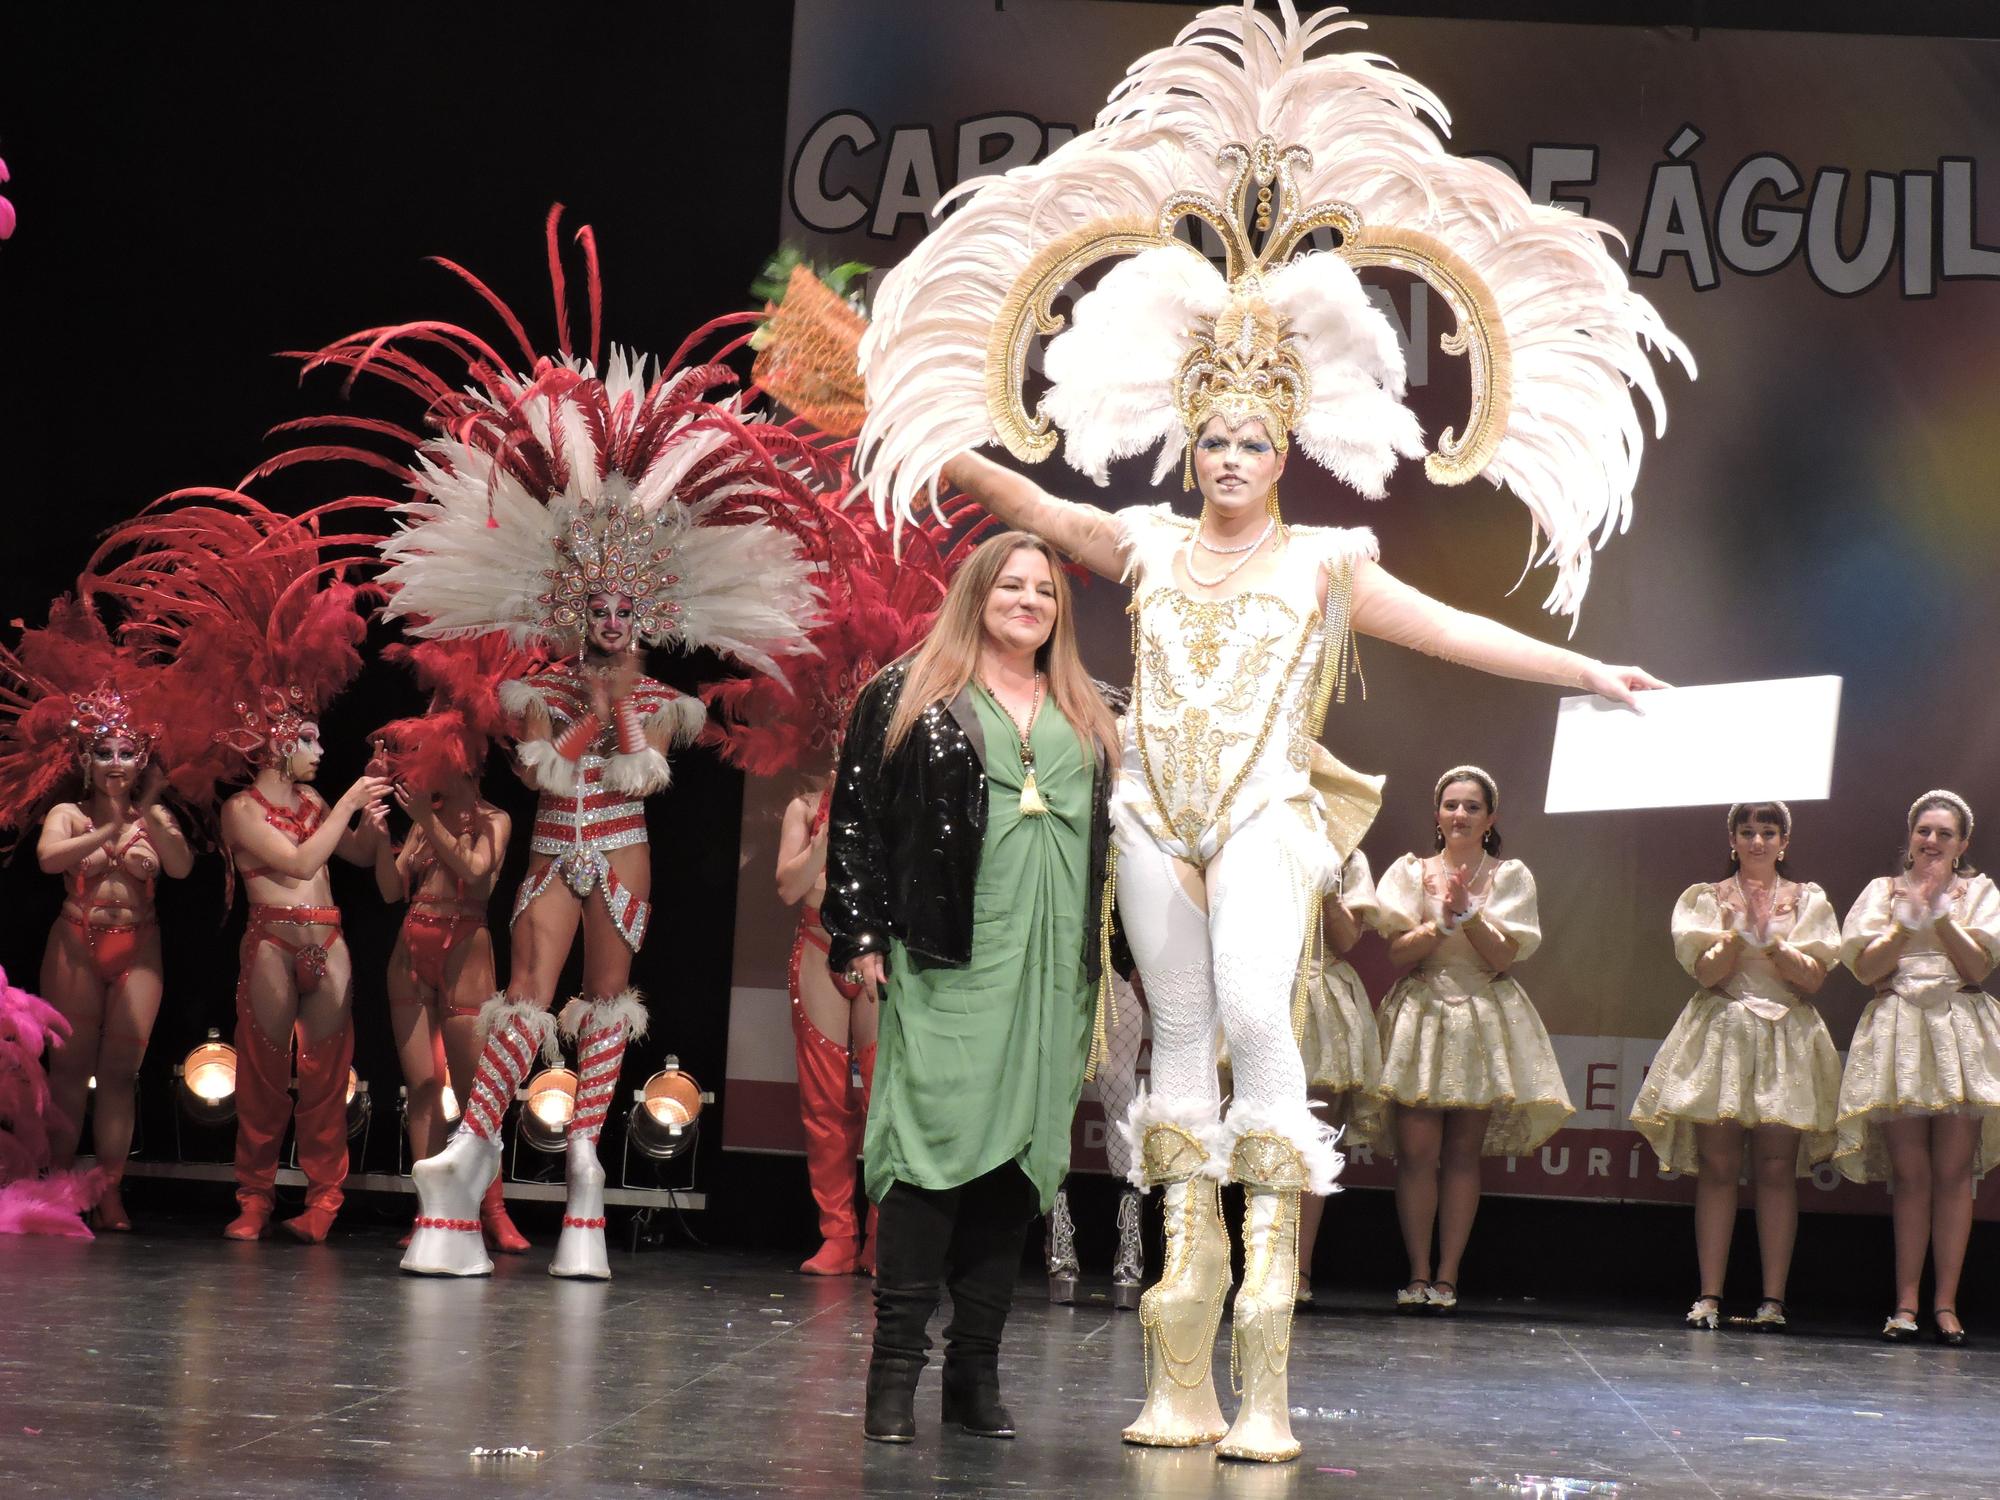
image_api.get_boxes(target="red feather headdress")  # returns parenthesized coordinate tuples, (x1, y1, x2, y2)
(700, 496, 992, 776)
(80, 493, 380, 815)
(372, 631, 548, 795)
(0, 594, 163, 843)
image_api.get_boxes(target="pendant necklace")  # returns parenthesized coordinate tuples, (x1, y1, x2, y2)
(1184, 518, 1273, 587)
(980, 671, 1047, 816)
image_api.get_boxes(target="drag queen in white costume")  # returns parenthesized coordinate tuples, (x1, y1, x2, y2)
(1835, 791, 2000, 1344)
(853, 2, 1689, 1461)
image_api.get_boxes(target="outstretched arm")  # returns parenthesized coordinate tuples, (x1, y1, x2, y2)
(1350, 557, 1666, 710)
(940, 452, 1128, 581)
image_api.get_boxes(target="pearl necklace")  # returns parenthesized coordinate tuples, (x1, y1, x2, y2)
(1183, 519, 1273, 587)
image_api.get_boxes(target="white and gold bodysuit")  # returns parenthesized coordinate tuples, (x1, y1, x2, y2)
(1112, 505, 1374, 1191)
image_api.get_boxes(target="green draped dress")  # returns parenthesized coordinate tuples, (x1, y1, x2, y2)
(862, 689, 1096, 1212)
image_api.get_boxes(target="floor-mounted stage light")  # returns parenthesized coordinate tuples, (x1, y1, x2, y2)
(628, 1067, 704, 1160)
(621, 1057, 713, 1190)
(177, 1032, 237, 1126)
(172, 1030, 237, 1163)
(509, 1067, 576, 1183)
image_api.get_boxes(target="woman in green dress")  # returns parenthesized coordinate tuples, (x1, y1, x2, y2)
(823, 531, 1121, 1445)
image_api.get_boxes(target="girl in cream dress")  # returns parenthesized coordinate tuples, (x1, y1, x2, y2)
(1835, 790, 2000, 1345)
(1369, 768, 1572, 1312)
(1628, 801, 1841, 1332)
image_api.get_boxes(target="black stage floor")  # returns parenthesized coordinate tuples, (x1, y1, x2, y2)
(4, 1221, 1995, 1500)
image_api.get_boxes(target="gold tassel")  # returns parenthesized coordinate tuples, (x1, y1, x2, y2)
(1019, 767, 1048, 817)
(1265, 483, 1282, 523)
(1085, 843, 1120, 1081)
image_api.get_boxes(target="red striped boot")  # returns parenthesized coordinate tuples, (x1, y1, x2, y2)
(550, 991, 646, 1280)
(403, 996, 556, 1277)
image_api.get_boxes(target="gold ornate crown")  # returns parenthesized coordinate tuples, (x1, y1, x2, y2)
(1171, 282, 1308, 456)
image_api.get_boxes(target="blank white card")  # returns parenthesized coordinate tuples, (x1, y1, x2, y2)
(1543, 676, 1842, 815)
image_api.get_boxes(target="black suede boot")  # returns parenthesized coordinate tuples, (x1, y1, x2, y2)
(940, 1165, 1036, 1439)
(941, 1353, 1014, 1438)
(865, 1183, 953, 1443)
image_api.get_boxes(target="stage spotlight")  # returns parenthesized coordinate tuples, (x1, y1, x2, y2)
(518, 1067, 577, 1154)
(627, 1066, 705, 1162)
(345, 1068, 372, 1139)
(176, 1031, 238, 1126)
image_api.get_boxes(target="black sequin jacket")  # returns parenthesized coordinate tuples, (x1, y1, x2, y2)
(821, 659, 1116, 979)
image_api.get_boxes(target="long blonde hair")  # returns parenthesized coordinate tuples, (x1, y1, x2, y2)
(883, 532, 1120, 762)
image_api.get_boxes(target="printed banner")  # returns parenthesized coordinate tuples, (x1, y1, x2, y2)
(724, 1, 2000, 1219)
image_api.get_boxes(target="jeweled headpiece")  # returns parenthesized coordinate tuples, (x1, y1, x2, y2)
(1173, 284, 1307, 457)
(1726, 800, 1792, 837)
(220, 685, 316, 761)
(1434, 764, 1498, 813)
(67, 684, 156, 753)
(1909, 789, 1974, 840)
(858, 1, 1693, 617)
(0, 595, 166, 843)
(536, 488, 685, 646)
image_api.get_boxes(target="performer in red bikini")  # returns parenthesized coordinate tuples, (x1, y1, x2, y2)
(368, 635, 533, 1253)
(295, 209, 832, 1278)
(83, 493, 386, 1244)
(0, 595, 193, 1232)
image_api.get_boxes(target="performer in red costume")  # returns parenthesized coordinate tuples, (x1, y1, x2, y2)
(85, 494, 386, 1244)
(0, 595, 191, 1232)
(298, 209, 832, 1278)
(369, 634, 538, 1253)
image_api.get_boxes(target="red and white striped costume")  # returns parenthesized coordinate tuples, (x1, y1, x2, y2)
(501, 664, 702, 953)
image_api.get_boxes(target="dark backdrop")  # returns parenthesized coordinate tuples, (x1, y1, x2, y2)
(3, 1, 1997, 1306)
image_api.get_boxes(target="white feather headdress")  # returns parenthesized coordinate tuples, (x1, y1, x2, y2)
(283, 207, 836, 677)
(857, 1, 1693, 617)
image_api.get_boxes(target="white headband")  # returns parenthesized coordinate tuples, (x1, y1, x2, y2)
(1909, 789, 1975, 840)
(1435, 765, 1499, 814)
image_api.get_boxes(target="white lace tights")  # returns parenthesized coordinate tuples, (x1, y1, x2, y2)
(1117, 821, 1317, 1119)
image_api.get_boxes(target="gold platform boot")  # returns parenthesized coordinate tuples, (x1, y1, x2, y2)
(1216, 1132, 1307, 1463)
(1122, 1119, 1229, 1448)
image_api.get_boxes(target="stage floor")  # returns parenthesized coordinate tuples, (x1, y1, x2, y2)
(4, 1222, 1994, 1499)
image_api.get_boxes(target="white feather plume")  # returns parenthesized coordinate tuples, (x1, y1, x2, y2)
(377, 357, 822, 676)
(857, 0, 1692, 617)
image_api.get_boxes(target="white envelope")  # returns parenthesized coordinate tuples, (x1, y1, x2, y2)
(1543, 676, 1842, 814)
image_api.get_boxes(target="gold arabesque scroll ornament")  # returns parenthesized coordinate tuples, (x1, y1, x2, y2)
(982, 133, 1513, 487)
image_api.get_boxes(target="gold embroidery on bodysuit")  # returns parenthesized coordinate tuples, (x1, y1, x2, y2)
(1131, 577, 1322, 863)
